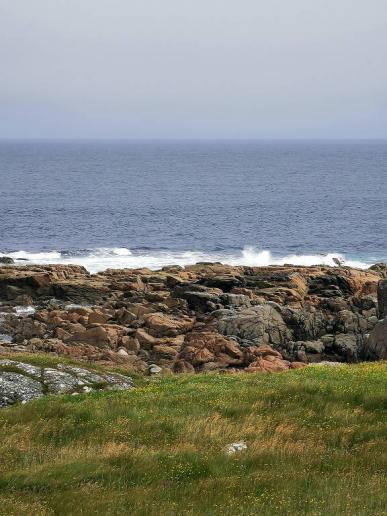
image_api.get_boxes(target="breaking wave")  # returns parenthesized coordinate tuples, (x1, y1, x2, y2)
(0, 246, 373, 274)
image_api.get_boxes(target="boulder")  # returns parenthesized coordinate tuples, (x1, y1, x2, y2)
(143, 313, 194, 337)
(0, 257, 14, 264)
(369, 263, 387, 279)
(220, 293, 251, 308)
(216, 305, 291, 347)
(88, 310, 111, 325)
(378, 280, 387, 319)
(303, 340, 325, 354)
(332, 333, 361, 362)
(42, 368, 85, 393)
(177, 331, 243, 369)
(245, 356, 291, 373)
(364, 318, 387, 359)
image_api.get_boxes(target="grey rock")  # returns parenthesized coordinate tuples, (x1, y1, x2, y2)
(148, 363, 162, 375)
(334, 310, 360, 334)
(217, 305, 291, 347)
(369, 263, 387, 279)
(102, 372, 135, 389)
(364, 318, 387, 360)
(56, 364, 106, 384)
(333, 333, 362, 362)
(117, 347, 129, 356)
(0, 333, 13, 344)
(43, 368, 85, 393)
(220, 294, 251, 308)
(0, 372, 43, 406)
(0, 360, 134, 407)
(378, 280, 387, 319)
(303, 340, 325, 354)
(281, 307, 328, 341)
(0, 359, 41, 377)
(0, 257, 14, 264)
(320, 334, 335, 346)
(178, 291, 221, 313)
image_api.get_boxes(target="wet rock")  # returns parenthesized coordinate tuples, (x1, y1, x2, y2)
(0, 257, 14, 264)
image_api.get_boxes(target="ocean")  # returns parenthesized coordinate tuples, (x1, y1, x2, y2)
(0, 140, 386, 273)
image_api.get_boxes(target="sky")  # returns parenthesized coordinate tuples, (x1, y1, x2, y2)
(0, 0, 386, 139)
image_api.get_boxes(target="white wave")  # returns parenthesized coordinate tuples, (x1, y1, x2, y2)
(228, 247, 368, 270)
(1, 250, 61, 260)
(0, 246, 372, 273)
(85, 247, 133, 257)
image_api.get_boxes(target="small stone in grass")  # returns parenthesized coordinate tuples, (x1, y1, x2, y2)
(149, 363, 162, 375)
(226, 441, 247, 455)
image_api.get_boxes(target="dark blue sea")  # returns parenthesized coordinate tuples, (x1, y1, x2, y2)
(0, 140, 386, 272)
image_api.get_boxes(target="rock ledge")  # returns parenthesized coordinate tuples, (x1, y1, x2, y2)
(0, 359, 133, 407)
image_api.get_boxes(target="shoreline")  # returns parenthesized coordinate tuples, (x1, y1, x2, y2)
(0, 261, 386, 375)
(1, 246, 382, 273)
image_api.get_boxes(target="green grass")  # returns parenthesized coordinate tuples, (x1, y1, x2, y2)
(0, 359, 386, 515)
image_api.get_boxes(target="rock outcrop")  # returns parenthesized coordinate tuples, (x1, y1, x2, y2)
(364, 319, 387, 360)
(0, 359, 134, 407)
(0, 257, 14, 264)
(377, 280, 387, 319)
(0, 262, 385, 373)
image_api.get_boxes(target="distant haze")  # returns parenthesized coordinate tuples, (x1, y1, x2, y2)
(0, 0, 386, 139)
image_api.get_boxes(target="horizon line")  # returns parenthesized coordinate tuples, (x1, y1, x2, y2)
(1, 137, 387, 143)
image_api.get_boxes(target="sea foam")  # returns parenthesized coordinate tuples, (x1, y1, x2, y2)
(0, 247, 371, 274)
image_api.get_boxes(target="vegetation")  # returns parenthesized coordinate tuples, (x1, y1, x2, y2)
(0, 357, 386, 515)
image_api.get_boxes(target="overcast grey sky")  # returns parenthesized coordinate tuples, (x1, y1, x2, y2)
(0, 0, 386, 139)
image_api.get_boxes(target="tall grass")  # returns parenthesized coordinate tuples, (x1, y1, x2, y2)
(0, 359, 386, 515)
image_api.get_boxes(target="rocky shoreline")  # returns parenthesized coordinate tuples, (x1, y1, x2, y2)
(0, 262, 386, 374)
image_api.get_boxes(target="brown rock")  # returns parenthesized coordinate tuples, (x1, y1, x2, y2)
(121, 335, 140, 352)
(143, 312, 194, 337)
(115, 308, 137, 325)
(134, 328, 158, 349)
(173, 359, 195, 373)
(152, 345, 178, 359)
(246, 356, 290, 373)
(290, 361, 307, 369)
(88, 310, 111, 325)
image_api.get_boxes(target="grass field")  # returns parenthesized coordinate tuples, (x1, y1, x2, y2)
(0, 356, 386, 515)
